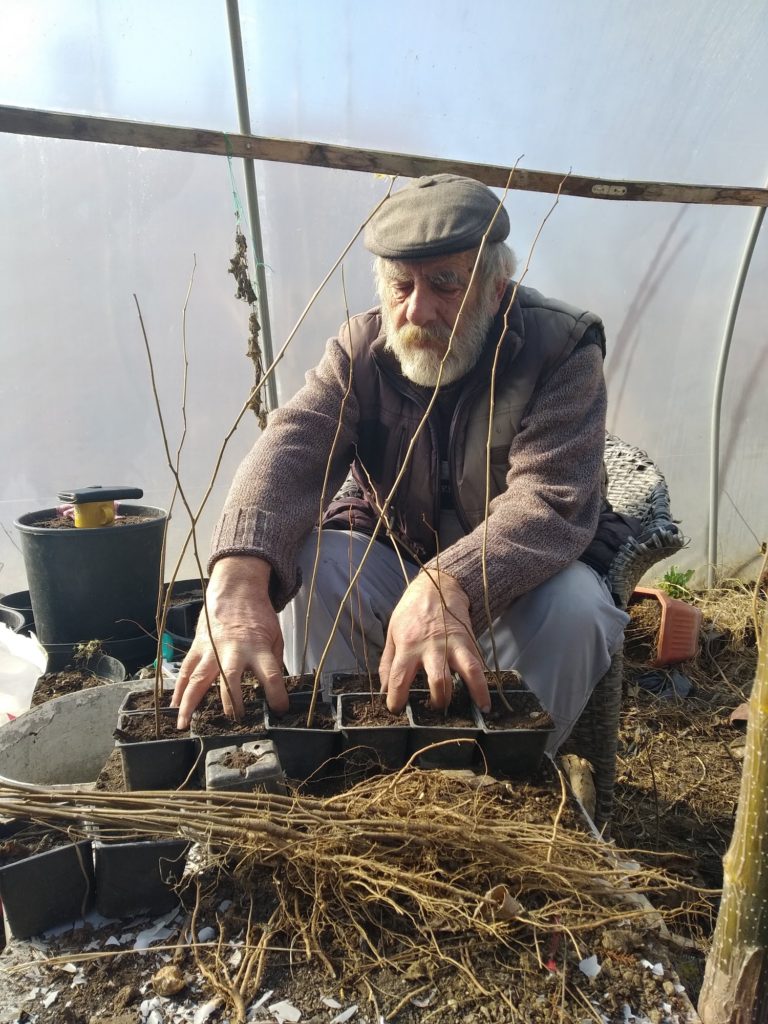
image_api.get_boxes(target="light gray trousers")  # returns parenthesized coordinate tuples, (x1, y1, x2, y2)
(281, 530, 628, 751)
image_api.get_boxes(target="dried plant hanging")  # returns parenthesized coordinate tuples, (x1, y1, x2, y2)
(228, 228, 267, 430)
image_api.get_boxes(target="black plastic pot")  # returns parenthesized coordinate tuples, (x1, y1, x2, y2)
(406, 690, 480, 769)
(265, 693, 339, 779)
(162, 579, 207, 658)
(0, 821, 94, 938)
(205, 739, 285, 794)
(472, 690, 555, 776)
(0, 590, 34, 632)
(31, 652, 127, 708)
(0, 607, 25, 633)
(115, 694, 198, 790)
(78, 652, 127, 683)
(93, 836, 189, 918)
(337, 693, 409, 770)
(14, 503, 167, 650)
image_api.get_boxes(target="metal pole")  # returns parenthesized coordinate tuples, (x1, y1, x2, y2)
(225, 0, 278, 411)
(707, 201, 766, 587)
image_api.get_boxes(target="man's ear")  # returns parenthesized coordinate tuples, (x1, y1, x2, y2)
(492, 278, 507, 313)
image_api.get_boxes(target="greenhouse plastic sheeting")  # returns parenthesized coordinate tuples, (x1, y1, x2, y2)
(1, 0, 767, 592)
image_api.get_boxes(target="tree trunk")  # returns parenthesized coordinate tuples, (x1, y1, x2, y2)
(699, 627, 768, 1022)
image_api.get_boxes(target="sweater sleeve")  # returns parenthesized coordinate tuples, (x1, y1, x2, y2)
(430, 341, 606, 634)
(208, 334, 359, 609)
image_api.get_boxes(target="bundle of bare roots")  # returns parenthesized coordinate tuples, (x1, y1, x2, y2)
(0, 769, 708, 1021)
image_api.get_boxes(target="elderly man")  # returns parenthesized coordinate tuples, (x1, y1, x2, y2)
(173, 174, 628, 746)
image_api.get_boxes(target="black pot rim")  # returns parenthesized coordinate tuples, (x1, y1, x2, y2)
(15, 504, 168, 535)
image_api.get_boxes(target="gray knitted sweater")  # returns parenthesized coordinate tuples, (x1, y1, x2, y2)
(209, 315, 606, 634)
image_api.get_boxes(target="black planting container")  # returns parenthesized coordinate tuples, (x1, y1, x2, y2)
(115, 693, 199, 790)
(0, 821, 94, 939)
(0, 590, 34, 632)
(72, 652, 127, 684)
(337, 692, 409, 770)
(15, 503, 167, 647)
(94, 836, 189, 918)
(472, 690, 555, 776)
(406, 689, 480, 769)
(265, 692, 339, 779)
(162, 579, 207, 659)
(0, 607, 25, 633)
(31, 652, 127, 707)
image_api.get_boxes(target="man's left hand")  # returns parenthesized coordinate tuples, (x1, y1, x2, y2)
(379, 570, 490, 713)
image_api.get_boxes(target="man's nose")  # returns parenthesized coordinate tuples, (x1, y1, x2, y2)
(405, 282, 439, 327)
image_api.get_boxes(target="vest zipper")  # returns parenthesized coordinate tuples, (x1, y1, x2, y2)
(373, 360, 442, 534)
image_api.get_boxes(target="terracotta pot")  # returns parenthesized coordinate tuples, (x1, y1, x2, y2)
(632, 586, 702, 666)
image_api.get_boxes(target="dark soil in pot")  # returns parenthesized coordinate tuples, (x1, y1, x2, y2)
(482, 668, 525, 690)
(32, 512, 158, 529)
(115, 709, 191, 742)
(121, 689, 176, 712)
(220, 748, 261, 772)
(340, 693, 404, 727)
(480, 690, 554, 730)
(331, 670, 428, 694)
(0, 822, 67, 864)
(191, 688, 265, 738)
(31, 653, 126, 706)
(273, 699, 336, 730)
(31, 668, 105, 706)
(409, 687, 476, 727)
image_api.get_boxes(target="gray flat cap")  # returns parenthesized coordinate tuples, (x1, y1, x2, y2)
(364, 174, 510, 260)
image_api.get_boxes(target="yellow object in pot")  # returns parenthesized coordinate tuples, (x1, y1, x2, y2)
(73, 500, 116, 528)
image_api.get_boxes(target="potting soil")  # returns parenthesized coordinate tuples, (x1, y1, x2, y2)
(30, 668, 106, 706)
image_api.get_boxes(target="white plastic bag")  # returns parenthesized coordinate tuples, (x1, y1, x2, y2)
(0, 625, 48, 723)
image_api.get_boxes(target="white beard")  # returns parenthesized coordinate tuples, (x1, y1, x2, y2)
(381, 301, 497, 387)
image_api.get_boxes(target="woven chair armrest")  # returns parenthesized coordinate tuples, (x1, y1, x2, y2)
(608, 524, 686, 609)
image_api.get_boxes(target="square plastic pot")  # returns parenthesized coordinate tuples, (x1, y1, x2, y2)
(115, 693, 198, 790)
(0, 821, 94, 939)
(93, 836, 189, 918)
(632, 587, 703, 666)
(337, 693, 410, 770)
(472, 690, 555, 776)
(205, 740, 286, 794)
(406, 689, 480, 769)
(265, 693, 339, 780)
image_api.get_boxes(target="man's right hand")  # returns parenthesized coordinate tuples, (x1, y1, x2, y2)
(171, 556, 289, 729)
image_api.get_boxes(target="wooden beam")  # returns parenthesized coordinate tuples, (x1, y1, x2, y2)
(2, 103, 767, 207)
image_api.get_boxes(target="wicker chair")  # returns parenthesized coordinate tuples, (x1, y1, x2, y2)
(563, 433, 685, 831)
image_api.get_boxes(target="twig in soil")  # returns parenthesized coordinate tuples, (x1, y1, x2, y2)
(135, 292, 238, 718)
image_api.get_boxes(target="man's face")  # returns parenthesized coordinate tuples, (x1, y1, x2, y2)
(378, 250, 504, 387)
